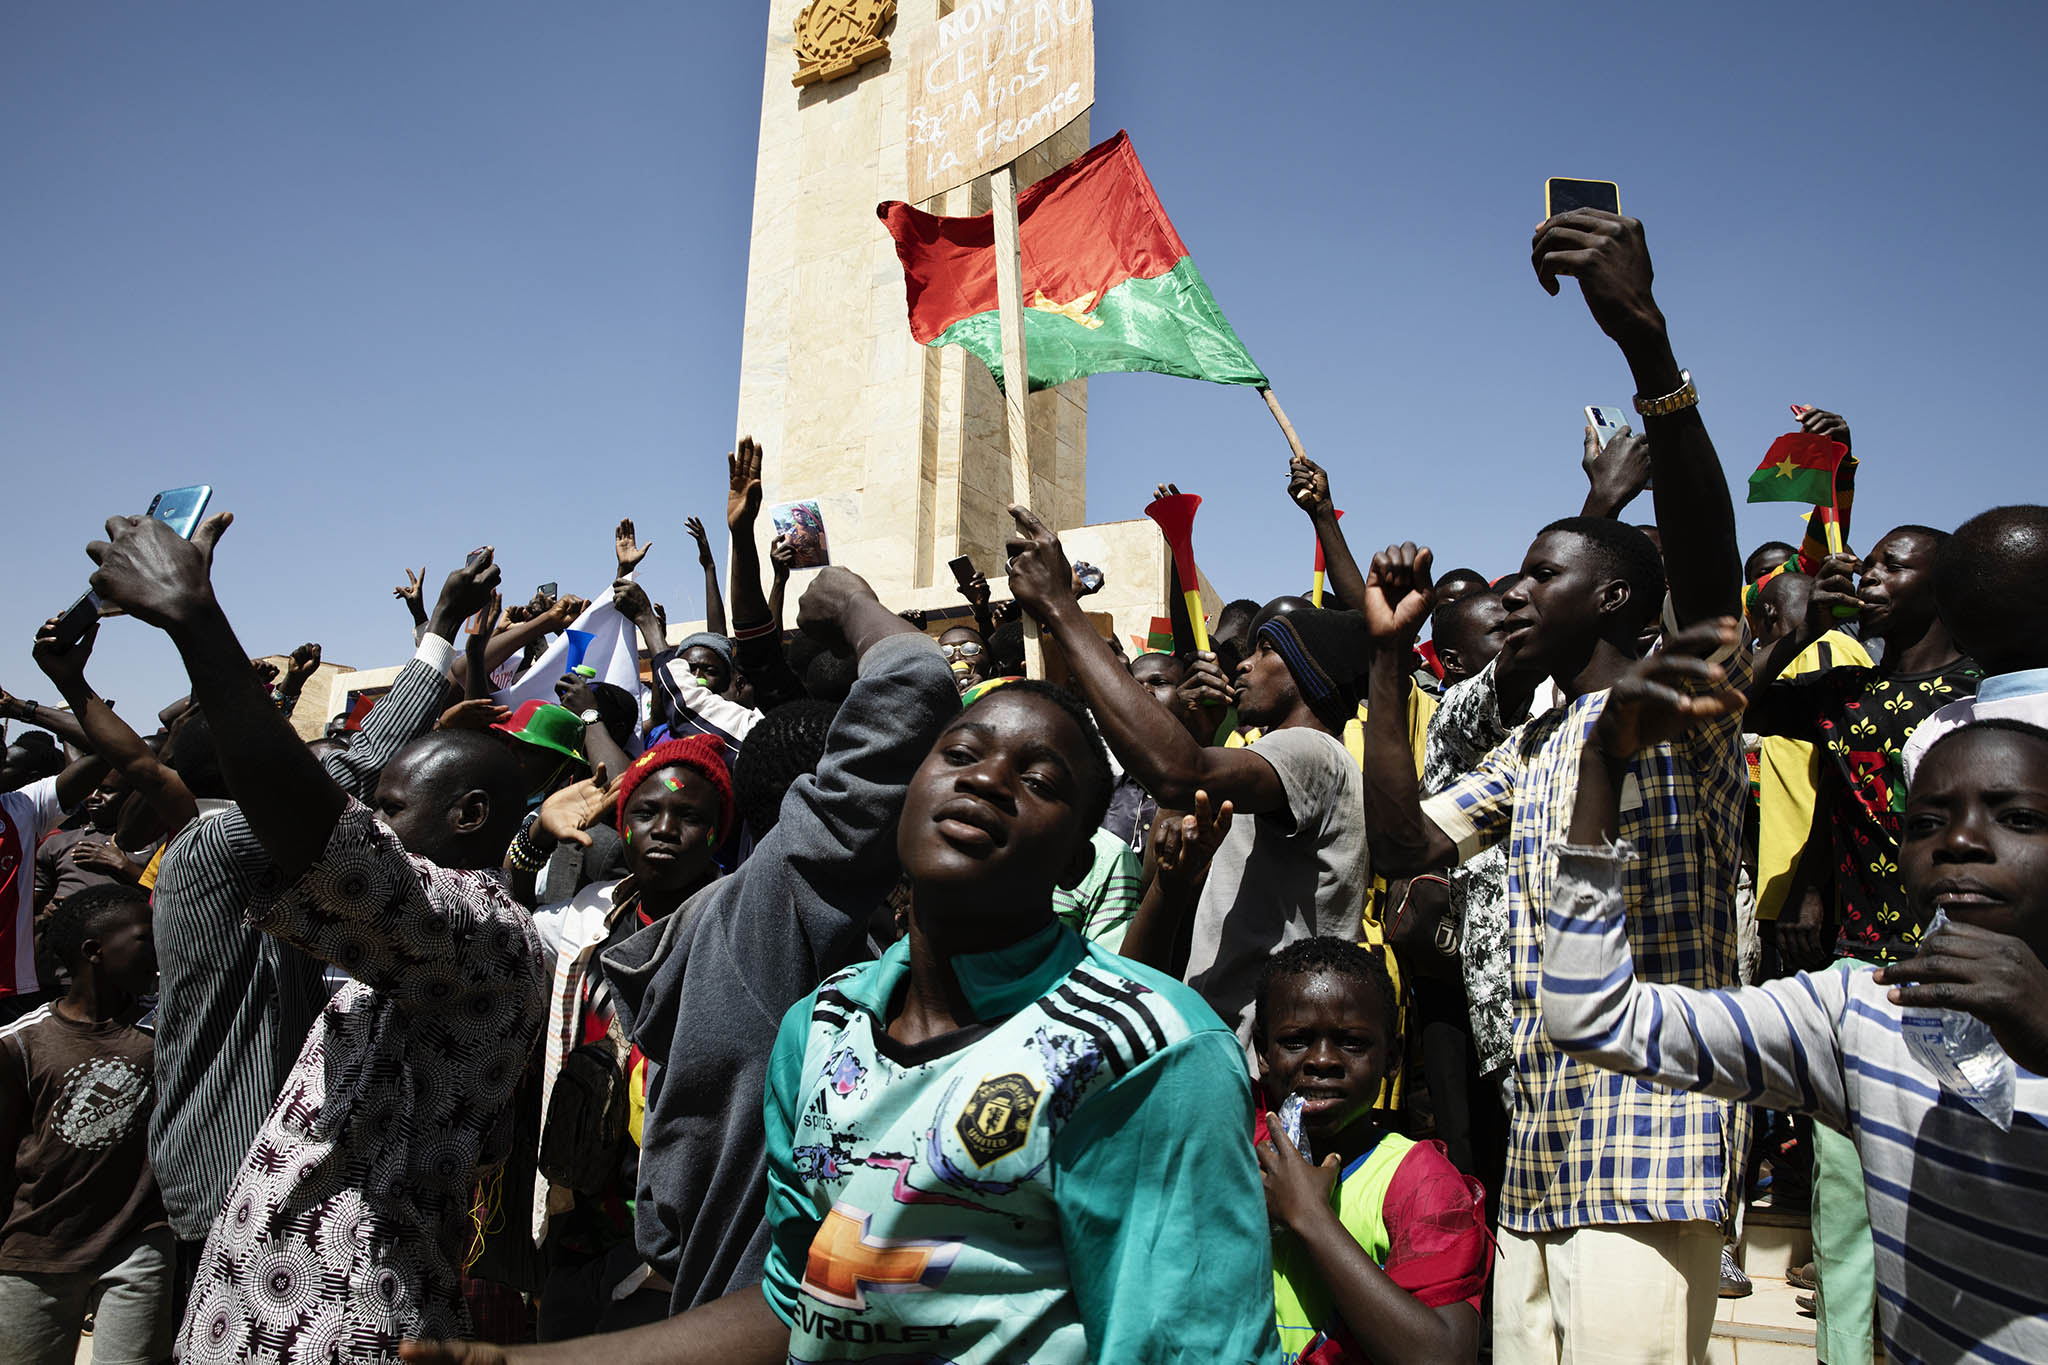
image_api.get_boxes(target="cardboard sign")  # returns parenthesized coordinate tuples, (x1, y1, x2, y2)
(904, 0, 1094, 202)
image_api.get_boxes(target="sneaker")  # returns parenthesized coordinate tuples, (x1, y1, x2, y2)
(1719, 1246, 1753, 1299)
(1786, 1261, 1819, 1291)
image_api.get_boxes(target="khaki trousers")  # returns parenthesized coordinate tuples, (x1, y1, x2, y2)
(1494, 1220, 1722, 1364)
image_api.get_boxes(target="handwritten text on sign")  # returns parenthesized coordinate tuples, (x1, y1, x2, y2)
(905, 0, 1094, 202)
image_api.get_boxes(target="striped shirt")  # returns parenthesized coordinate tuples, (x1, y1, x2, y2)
(1422, 642, 1753, 1233)
(1543, 843, 2048, 1364)
(148, 636, 455, 1240)
(1051, 826, 1142, 954)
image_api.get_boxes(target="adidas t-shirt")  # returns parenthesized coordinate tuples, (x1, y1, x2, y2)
(759, 920, 1281, 1363)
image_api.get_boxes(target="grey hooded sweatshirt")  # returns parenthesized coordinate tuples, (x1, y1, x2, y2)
(601, 632, 956, 1311)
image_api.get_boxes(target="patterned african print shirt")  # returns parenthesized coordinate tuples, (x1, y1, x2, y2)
(759, 921, 1280, 1363)
(177, 802, 546, 1364)
(1421, 643, 1753, 1235)
(1749, 659, 1981, 963)
(1420, 660, 1517, 1076)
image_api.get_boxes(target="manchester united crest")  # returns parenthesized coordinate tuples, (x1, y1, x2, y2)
(792, 0, 896, 88)
(955, 1072, 1039, 1166)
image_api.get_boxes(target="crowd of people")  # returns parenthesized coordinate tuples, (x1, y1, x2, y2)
(1, 207, 2043, 1365)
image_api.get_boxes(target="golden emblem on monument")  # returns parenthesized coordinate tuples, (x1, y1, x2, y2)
(792, 0, 896, 87)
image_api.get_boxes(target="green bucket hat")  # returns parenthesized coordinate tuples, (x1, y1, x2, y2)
(491, 700, 588, 764)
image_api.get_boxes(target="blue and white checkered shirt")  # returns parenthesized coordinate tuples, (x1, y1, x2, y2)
(1421, 643, 1753, 1234)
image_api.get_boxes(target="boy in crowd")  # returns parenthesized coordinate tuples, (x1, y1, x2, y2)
(1542, 623, 2048, 1362)
(86, 511, 547, 1362)
(405, 558, 1279, 1365)
(1902, 505, 2048, 777)
(0, 884, 169, 1365)
(1745, 520, 1979, 1359)
(1360, 208, 1749, 1363)
(1255, 937, 1489, 1364)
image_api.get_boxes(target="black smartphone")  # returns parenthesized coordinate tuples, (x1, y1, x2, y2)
(48, 591, 101, 652)
(948, 555, 976, 586)
(1544, 177, 1621, 218)
(537, 582, 558, 599)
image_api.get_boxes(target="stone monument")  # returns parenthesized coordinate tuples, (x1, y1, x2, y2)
(737, 0, 1176, 644)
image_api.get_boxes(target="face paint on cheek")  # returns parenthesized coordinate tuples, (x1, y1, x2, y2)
(624, 830, 632, 845)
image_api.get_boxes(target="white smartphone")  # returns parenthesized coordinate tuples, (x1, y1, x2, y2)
(1585, 405, 1631, 448)
(1584, 404, 1650, 492)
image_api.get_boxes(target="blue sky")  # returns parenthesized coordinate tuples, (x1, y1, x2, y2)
(5, 2, 2044, 718)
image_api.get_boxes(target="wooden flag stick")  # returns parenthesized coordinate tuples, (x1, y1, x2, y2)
(992, 163, 1033, 510)
(1260, 386, 1308, 463)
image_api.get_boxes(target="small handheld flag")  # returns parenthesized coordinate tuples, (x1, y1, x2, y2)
(1748, 433, 1849, 515)
(1145, 492, 1208, 653)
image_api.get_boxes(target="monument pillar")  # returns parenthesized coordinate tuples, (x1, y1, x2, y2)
(735, 0, 1090, 600)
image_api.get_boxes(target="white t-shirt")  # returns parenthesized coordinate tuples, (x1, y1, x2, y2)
(1185, 725, 1369, 1043)
(0, 777, 66, 997)
(1901, 668, 2048, 783)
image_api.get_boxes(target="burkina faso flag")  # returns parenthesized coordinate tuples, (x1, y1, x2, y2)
(1748, 432, 1849, 507)
(878, 131, 1266, 392)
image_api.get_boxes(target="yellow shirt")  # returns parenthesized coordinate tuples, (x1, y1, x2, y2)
(1754, 630, 1872, 920)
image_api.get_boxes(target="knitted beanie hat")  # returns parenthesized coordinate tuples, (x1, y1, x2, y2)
(1256, 608, 1374, 731)
(615, 734, 734, 841)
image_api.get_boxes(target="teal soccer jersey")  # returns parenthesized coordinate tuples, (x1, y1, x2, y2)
(759, 920, 1282, 1364)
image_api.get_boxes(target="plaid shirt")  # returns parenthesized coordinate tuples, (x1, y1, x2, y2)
(1422, 643, 1753, 1234)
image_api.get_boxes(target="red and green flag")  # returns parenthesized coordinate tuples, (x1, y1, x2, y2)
(877, 131, 1266, 392)
(1748, 432, 1849, 508)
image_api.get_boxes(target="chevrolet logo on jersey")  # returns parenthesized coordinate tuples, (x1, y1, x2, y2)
(802, 1203, 960, 1310)
(956, 1072, 1040, 1166)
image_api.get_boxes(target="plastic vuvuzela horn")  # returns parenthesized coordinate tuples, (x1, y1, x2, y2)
(1145, 491, 1208, 653)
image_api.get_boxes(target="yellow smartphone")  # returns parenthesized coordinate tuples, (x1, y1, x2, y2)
(1545, 177, 1620, 219)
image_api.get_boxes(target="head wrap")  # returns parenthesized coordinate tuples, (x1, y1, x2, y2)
(1256, 609, 1373, 732)
(615, 734, 734, 841)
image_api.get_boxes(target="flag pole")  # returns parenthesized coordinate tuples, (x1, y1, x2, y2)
(1259, 386, 1308, 463)
(992, 161, 1047, 678)
(992, 164, 1033, 509)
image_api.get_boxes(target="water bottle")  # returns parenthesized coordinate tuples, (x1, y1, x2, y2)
(1898, 911, 2015, 1130)
(1275, 1092, 1312, 1161)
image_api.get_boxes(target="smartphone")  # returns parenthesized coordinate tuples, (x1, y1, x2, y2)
(537, 582, 558, 600)
(1545, 177, 1620, 218)
(948, 554, 976, 586)
(1585, 404, 1651, 491)
(1790, 403, 1814, 419)
(145, 485, 213, 538)
(1586, 405, 1632, 448)
(50, 486, 214, 643)
(47, 591, 102, 652)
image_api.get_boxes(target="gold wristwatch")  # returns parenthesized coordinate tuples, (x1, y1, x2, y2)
(1633, 370, 1698, 417)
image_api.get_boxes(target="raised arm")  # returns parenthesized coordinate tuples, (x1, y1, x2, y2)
(1579, 425, 1652, 520)
(1360, 544, 1458, 874)
(726, 437, 771, 631)
(32, 616, 196, 830)
(686, 516, 728, 638)
(1541, 620, 1851, 1118)
(89, 515, 495, 883)
(1118, 793, 1232, 971)
(1006, 507, 1287, 815)
(1288, 454, 1368, 609)
(766, 534, 793, 631)
(1533, 211, 1740, 625)
(0, 689, 91, 752)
